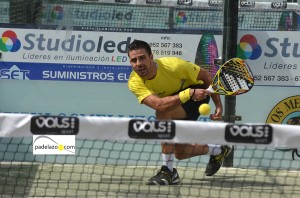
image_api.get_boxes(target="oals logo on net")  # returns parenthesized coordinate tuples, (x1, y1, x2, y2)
(31, 116, 78, 155)
(237, 34, 262, 60)
(225, 124, 273, 144)
(30, 115, 79, 135)
(176, 11, 188, 23)
(51, 6, 63, 20)
(0, 30, 21, 52)
(128, 119, 175, 139)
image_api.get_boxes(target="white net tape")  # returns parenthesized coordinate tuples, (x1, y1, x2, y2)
(0, 113, 299, 147)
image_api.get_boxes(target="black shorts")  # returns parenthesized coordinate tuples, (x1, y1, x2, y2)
(181, 84, 210, 121)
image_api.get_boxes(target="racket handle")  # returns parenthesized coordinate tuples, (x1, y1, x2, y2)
(206, 86, 214, 93)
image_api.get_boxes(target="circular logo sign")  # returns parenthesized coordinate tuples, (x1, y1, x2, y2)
(266, 95, 300, 125)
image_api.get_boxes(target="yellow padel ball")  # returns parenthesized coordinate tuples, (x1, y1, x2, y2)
(199, 103, 211, 116)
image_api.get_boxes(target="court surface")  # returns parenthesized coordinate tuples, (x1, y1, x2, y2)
(0, 162, 299, 198)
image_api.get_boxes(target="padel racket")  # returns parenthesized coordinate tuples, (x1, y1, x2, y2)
(206, 58, 254, 96)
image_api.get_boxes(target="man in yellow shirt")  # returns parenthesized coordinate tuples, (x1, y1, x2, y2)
(127, 40, 232, 185)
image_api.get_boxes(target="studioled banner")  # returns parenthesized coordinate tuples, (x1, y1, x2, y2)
(1, 27, 300, 87)
(0, 27, 222, 83)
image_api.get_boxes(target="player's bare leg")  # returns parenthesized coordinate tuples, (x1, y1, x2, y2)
(145, 107, 185, 185)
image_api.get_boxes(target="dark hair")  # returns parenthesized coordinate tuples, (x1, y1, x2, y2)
(127, 40, 152, 56)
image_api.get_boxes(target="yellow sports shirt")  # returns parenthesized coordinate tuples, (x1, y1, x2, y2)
(128, 57, 203, 104)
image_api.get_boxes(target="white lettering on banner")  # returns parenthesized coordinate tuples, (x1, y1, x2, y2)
(0, 65, 30, 80)
(0, 69, 29, 80)
(42, 71, 115, 81)
(133, 121, 171, 133)
(225, 124, 273, 144)
(117, 73, 129, 81)
(35, 117, 75, 129)
(229, 125, 269, 138)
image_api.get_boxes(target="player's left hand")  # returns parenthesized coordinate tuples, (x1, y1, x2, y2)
(210, 106, 223, 121)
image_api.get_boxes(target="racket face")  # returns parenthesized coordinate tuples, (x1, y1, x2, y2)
(212, 58, 254, 95)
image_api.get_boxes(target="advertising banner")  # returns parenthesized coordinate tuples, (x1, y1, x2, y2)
(1, 27, 300, 87)
(0, 27, 222, 83)
(40, 3, 170, 30)
(237, 31, 300, 87)
(39, 2, 297, 32)
(173, 8, 222, 30)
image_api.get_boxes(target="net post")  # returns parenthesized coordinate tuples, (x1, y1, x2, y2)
(222, 0, 239, 167)
(223, 97, 236, 167)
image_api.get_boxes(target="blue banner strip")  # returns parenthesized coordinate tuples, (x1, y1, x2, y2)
(0, 62, 132, 83)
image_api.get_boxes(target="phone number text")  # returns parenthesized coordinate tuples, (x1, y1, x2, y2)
(254, 75, 300, 82)
(149, 42, 183, 56)
(149, 42, 183, 48)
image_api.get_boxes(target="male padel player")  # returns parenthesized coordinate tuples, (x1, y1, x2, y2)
(127, 40, 232, 185)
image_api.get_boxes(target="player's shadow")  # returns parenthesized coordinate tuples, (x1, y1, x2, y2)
(187, 175, 291, 188)
(100, 176, 143, 183)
